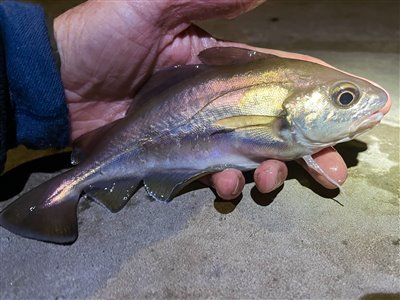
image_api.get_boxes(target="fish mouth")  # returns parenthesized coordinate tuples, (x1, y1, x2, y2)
(349, 111, 384, 138)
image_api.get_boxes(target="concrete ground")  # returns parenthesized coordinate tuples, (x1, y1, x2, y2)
(1, 1, 399, 299)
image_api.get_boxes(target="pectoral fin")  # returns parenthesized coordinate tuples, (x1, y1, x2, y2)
(213, 115, 287, 146)
(214, 115, 277, 129)
(84, 178, 142, 212)
(143, 169, 214, 202)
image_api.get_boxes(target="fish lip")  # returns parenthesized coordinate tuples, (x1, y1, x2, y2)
(349, 110, 384, 137)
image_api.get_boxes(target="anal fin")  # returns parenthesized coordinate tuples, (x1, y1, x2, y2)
(143, 169, 212, 202)
(84, 178, 142, 212)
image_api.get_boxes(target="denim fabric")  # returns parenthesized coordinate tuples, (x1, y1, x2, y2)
(0, 0, 69, 167)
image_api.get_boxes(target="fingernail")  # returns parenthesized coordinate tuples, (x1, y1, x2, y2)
(274, 170, 285, 189)
(265, 166, 274, 176)
(232, 177, 241, 196)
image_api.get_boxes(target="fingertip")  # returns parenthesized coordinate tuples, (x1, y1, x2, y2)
(254, 160, 287, 193)
(211, 169, 245, 200)
(305, 148, 348, 189)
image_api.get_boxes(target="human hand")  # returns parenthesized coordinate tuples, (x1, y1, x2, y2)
(54, 0, 391, 200)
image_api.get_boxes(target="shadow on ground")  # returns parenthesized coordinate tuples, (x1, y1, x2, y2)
(360, 293, 400, 300)
(0, 152, 72, 201)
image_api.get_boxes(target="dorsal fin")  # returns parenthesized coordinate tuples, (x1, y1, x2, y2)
(198, 47, 278, 66)
(128, 48, 278, 115)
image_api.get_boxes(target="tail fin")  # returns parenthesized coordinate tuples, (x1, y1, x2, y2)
(0, 174, 80, 244)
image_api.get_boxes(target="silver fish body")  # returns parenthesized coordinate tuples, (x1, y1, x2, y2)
(0, 47, 388, 243)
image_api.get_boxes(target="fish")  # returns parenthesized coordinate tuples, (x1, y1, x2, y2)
(0, 47, 388, 244)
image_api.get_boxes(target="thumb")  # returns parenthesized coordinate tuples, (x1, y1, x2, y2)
(159, 0, 265, 27)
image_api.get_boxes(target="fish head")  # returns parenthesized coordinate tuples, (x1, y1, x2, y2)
(283, 63, 389, 150)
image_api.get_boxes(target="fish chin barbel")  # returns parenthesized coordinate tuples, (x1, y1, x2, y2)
(0, 47, 389, 243)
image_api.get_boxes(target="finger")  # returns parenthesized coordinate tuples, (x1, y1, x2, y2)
(201, 168, 245, 200)
(254, 160, 288, 194)
(179, 26, 333, 67)
(214, 41, 332, 67)
(298, 148, 347, 189)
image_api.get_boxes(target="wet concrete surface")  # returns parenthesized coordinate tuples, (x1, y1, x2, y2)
(1, 1, 399, 299)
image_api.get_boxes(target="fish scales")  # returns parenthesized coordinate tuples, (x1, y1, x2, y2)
(0, 47, 388, 243)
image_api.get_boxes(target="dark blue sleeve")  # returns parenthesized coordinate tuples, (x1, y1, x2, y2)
(0, 0, 69, 173)
(0, 29, 12, 171)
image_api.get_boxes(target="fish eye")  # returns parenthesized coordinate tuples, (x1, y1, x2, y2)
(332, 83, 360, 107)
(338, 91, 355, 106)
